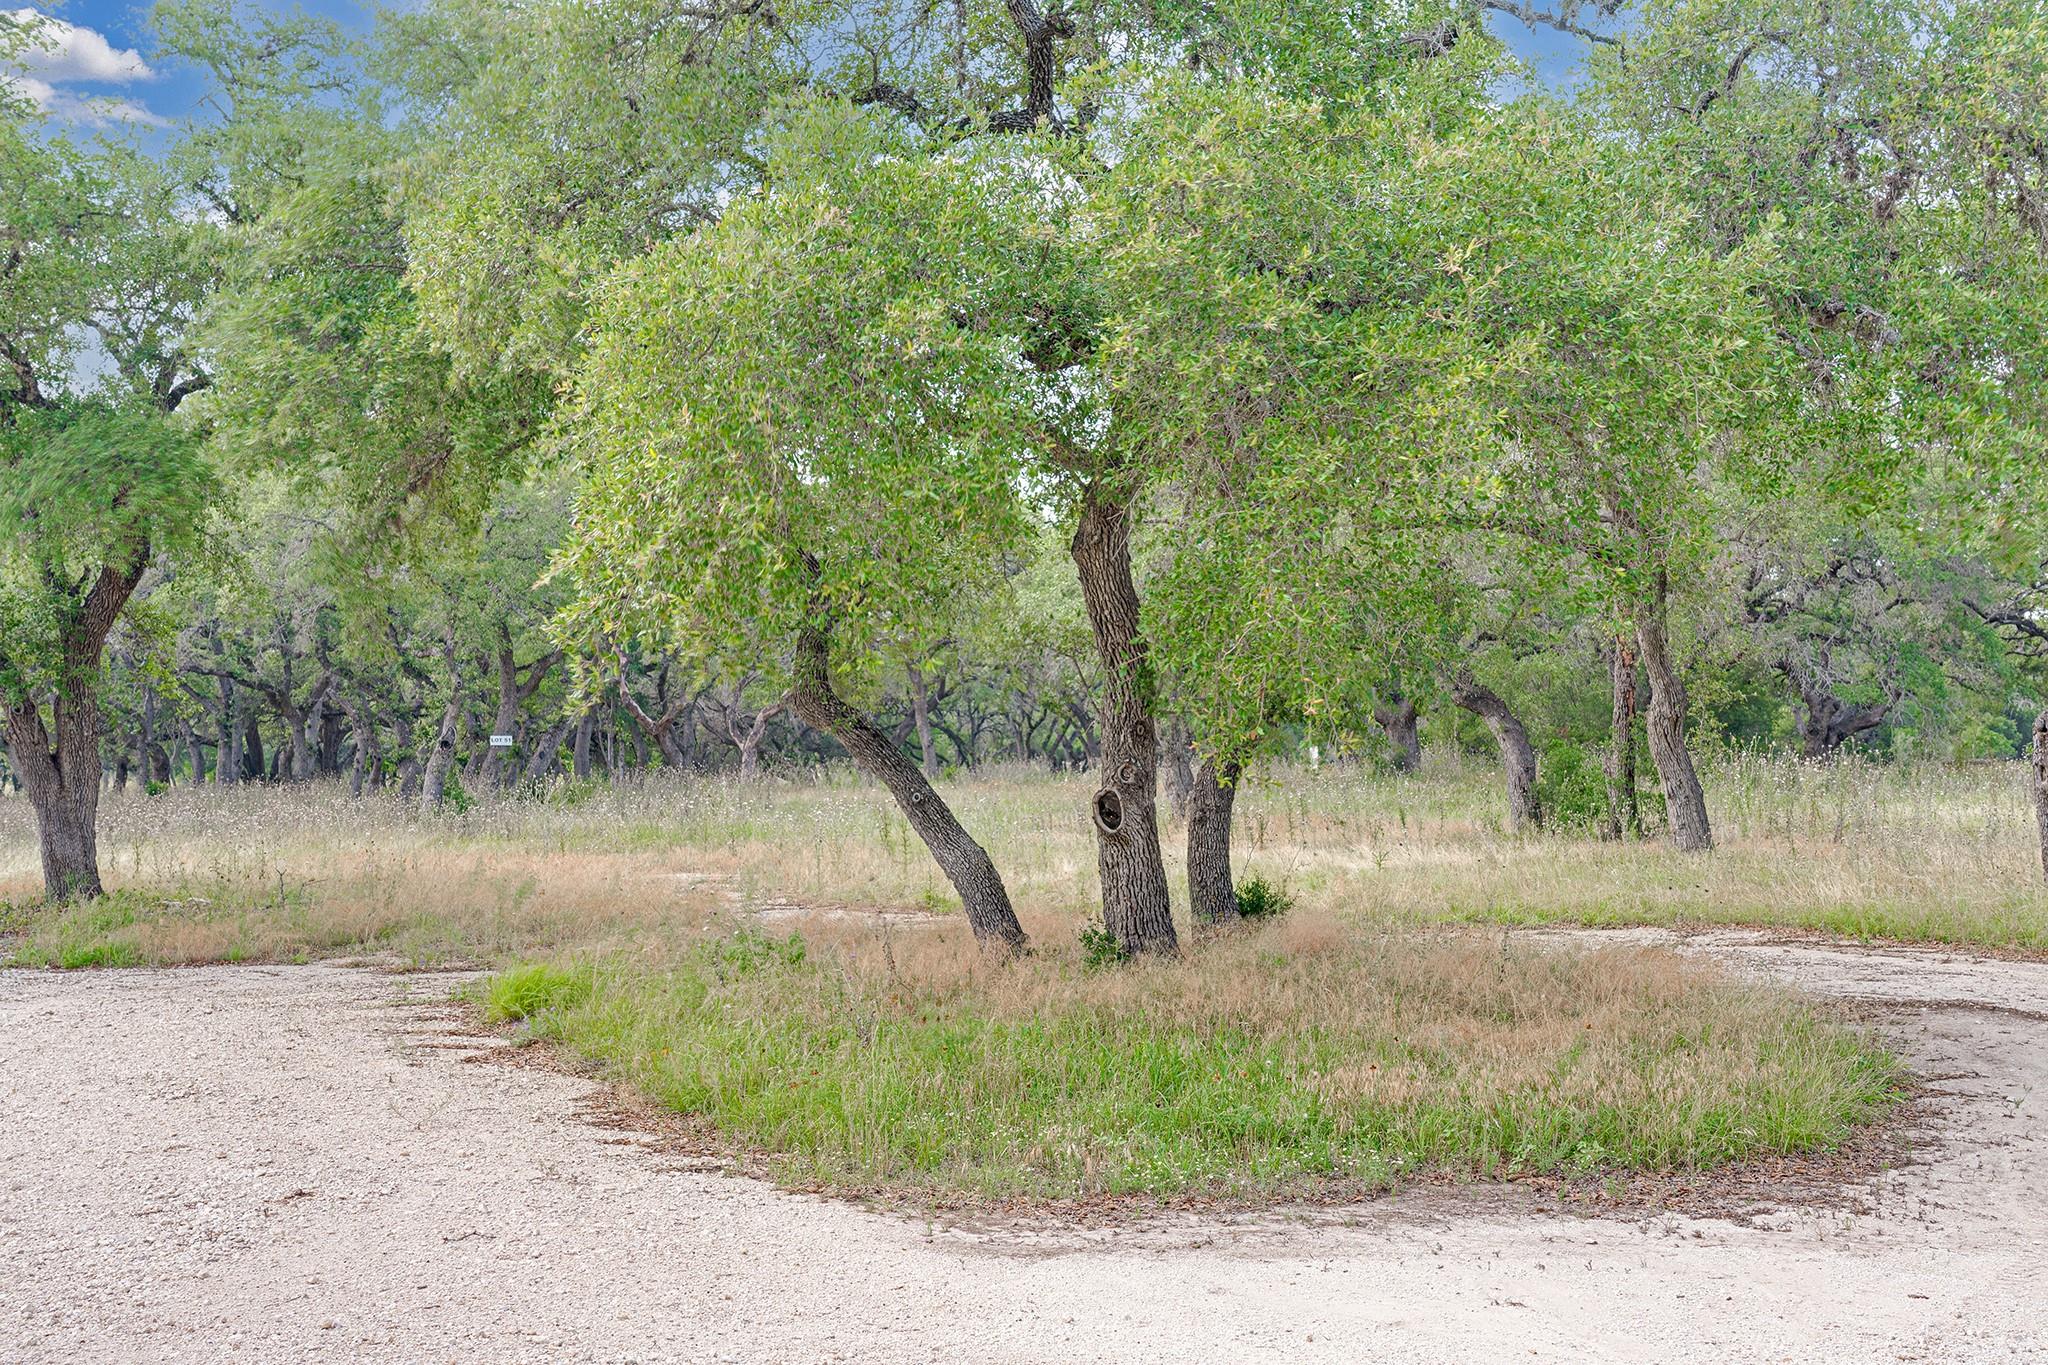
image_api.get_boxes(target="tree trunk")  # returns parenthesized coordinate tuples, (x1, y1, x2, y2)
(1186, 756, 1242, 927)
(908, 662, 939, 779)
(788, 620, 1027, 952)
(1070, 490, 1177, 957)
(420, 641, 465, 812)
(1636, 584, 1712, 852)
(1783, 660, 1891, 759)
(2032, 707, 2048, 886)
(1448, 672, 1541, 832)
(5, 698, 106, 901)
(1, 559, 146, 900)
(1373, 692, 1422, 773)
(1162, 719, 1195, 824)
(573, 706, 595, 780)
(1602, 635, 1639, 841)
(242, 711, 265, 781)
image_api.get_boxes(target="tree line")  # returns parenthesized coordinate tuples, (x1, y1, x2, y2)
(3, 0, 2046, 955)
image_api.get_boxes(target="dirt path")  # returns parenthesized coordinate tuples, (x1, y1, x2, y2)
(2, 930, 2043, 1364)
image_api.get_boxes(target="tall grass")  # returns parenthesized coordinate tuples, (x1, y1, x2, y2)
(5, 752, 2040, 960)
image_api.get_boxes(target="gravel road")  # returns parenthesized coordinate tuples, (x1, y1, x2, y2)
(2, 929, 2043, 1364)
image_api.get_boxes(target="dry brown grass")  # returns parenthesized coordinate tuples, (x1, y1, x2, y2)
(4, 750, 2040, 964)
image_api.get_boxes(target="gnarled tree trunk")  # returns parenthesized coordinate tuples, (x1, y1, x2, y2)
(1070, 490, 1177, 957)
(1186, 756, 1242, 928)
(1636, 582, 1712, 852)
(1602, 634, 1639, 841)
(1449, 672, 1540, 832)
(1373, 691, 1422, 773)
(788, 620, 1027, 953)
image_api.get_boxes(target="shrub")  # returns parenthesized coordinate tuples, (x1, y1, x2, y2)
(1077, 922, 1131, 970)
(1234, 874, 1294, 921)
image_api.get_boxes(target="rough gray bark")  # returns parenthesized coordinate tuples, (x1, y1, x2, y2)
(2033, 708, 2048, 886)
(1602, 635, 1639, 841)
(1373, 691, 1422, 772)
(908, 662, 939, 779)
(1162, 720, 1195, 824)
(1, 558, 146, 900)
(1070, 490, 1177, 957)
(1449, 672, 1541, 832)
(1636, 583, 1713, 853)
(788, 619, 1027, 953)
(1186, 756, 1242, 927)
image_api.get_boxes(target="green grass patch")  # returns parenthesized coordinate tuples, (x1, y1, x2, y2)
(481, 920, 1902, 1202)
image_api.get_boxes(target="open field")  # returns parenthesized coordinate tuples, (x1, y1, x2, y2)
(5, 752, 2044, 967)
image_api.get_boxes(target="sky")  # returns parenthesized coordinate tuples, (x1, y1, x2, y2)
(9, 1, 1596, 134)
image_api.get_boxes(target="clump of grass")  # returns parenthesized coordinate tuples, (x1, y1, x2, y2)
(1234, 874, 1294, 921)
(505, 915, 1901, 1202)
(481, 961, 592, 1022)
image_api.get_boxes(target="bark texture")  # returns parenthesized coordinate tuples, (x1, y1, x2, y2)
(1636, 589, 1713, 852)
(1602, 635, 1639, 841)
(1448, 672, 1541, 832)
(1185, 757, 1242, 928)
(2, 558, 146, 899)
(1069, 492, 1178, 957)
(787, 622, 1026, 953)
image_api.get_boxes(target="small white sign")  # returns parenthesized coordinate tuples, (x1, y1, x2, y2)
(488, 734, 515, 748)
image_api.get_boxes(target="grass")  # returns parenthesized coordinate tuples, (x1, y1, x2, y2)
(3, 751, 1996, 1200)
(2, 750, 2041, 963)
(477, 915, 1899, 1200)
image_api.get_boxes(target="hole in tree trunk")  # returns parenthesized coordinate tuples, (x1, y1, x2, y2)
(1093, 787, 1124, 835)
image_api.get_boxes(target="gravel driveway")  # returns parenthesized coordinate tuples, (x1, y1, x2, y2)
(2, 929, 2043, 1364)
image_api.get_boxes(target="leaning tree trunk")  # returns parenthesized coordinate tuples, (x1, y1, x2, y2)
(788, 620, 1027, 953)
(1070, 490, 1178, 957)
(1602, 635, 1639, 841)
(572, 706, 596, 780)
(1186, 756, 1242, 928)
(1635, 585, 1713, 852)
(1449, 672, 1541, 832)
(2032, 708, 2048, 886)
(1373, 691, 1422, 773)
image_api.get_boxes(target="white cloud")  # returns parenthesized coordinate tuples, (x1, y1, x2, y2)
(7, 9, 154, 82)
(3, 9, 164, 126)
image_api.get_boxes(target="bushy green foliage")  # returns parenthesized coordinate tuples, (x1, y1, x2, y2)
(1535, 743, 1611, 833)
(1077, 923, 1132, 971)
(1233, 875, 1295, 922)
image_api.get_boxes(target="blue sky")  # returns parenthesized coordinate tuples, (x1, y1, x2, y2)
(11, 1, 1593, 133)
